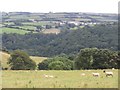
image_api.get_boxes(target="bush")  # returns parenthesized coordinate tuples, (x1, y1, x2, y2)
(38, 56, 74, 70)
(48, 61, 66, 70)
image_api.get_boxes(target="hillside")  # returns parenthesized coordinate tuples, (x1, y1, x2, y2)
(2, 24, 118, 57)
(0, 51, 47, 69)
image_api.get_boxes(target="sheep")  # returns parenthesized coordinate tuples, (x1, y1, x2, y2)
(49, 75, 54, 78)
(112, 68, 115, 70)
(81, 73, 85, 76)
(103, 71, 113, 77)
(43, 74, 54, 78)
(43, 74, 49, 78)
(92, 73, 100, 77)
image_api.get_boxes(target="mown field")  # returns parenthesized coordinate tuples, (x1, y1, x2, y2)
(2, 70, 118, 88)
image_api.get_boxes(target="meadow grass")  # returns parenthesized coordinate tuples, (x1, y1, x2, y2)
(2, 70, 118, 88)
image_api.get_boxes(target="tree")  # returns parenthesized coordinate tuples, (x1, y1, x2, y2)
(74, 48, 118, 69)
(36, 26, 43, 31)
(74, 48, 95, 69)
(8, 50, 36, 70)
(45, 25, 52, 29)
(38, 59, 52, 70)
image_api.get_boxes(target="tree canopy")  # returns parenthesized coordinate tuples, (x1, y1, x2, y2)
(74, 48, 119, 69)
(8, 50, 36, 70)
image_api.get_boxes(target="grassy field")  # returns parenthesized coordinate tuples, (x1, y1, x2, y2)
(2, 70, 118, 88)
(19, 26, 36, 30)
(1, 28, 30, 34)
(1, 52, 118, 88)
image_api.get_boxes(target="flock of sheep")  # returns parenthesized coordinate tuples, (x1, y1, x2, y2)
(92, 71, 113, 77)
(81, 70, 114, 77)
(43, 70, 114, 78)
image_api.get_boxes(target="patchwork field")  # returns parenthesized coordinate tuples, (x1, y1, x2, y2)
(2, 70, 118, 88)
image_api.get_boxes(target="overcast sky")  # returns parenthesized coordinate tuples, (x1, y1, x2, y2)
(0, 0, 119, 13)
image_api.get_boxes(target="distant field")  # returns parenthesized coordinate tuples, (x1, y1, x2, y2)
(2, 70, 118, 88)
(22, 22, 48, 26)
(1, 51, 47, 69)
(9, 15, 40, 19)
(12, 25, 36, 31)
(19, 26, 36, 30)
(42, 29, 60, 34)
(1, 28, 30, 34)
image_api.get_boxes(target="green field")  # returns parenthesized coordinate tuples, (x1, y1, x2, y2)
(22, 22, 48, 26)
(2, 70, 118, 88)
(1, 28, 30, 34)
(19, 26, 36, 30)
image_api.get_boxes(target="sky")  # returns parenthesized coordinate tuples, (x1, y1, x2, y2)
(0, 0, 119, 13)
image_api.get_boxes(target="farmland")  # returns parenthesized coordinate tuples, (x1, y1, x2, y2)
(1, 12, 119, 88)
(2, 70, 118, 88)
(1, 52, 118, 88)
(1, 12, 117, 35)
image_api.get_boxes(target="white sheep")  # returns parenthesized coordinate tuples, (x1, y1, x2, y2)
(43, 74, 54, 78)
(92, 73, 100, 77)
(81, 73, 85, 76)
(44, 74, 49, 78)
(112, 68, 115, 70)
(49, 75, 54, 78)
(103, 71, 113, 77)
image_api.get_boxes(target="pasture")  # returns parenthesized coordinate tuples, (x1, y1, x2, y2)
(2, 70, 118, 88)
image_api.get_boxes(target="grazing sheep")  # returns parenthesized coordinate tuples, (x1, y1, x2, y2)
(112, 68, 115, 70)
(92, 73, 100, 77)
(44, 74, 49, 78)
(81, 73, 85, 76)
(49, 75, 54, 78)
(103, 71, 113, 77)
(43, 74, 54, 78)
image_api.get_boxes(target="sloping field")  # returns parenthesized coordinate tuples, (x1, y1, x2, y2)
(1, 51, 47, 68)
(0, 51, 10, 68)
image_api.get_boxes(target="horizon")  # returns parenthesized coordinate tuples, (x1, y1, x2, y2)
(2, 11, 118, 14)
